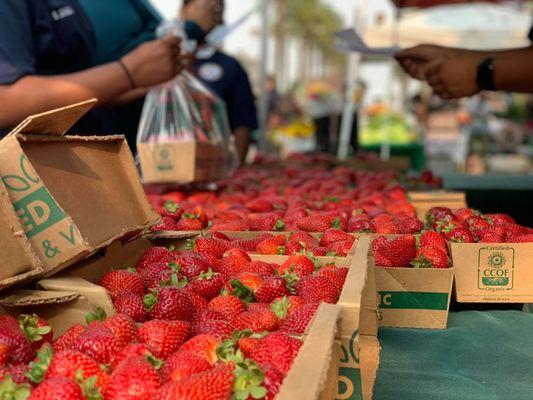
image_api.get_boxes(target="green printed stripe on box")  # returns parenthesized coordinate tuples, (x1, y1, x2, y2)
(337, 366, 363, 400)
(379, 291, 449, 310)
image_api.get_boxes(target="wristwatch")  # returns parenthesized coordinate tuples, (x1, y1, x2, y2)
(476, 58, 496, 91)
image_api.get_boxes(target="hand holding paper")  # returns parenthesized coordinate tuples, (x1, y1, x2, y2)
(335, 29, 401, 56)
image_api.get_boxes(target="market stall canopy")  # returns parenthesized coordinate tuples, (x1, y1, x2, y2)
(364, 3, 531, 49)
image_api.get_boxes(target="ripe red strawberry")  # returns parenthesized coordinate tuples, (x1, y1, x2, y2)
(207, 295, 246, 321)
(184, 289, 209, 315)
(287, 231, 319, 251)
(113, 293, 149, 323)
(260, 363, 285, 400)
(486, 213, 515, 226)
(278, 255, 315, 278)
(156, 364, 234, 400)
(29, 376, 85, 400)
(233, 309, 279, 332)
(136, 247, 173, 272)
(144, 287, 194, 322)
(192, 319, 233, 341)
(454, 208, 479, 221)
(110, 343, 154, 372)
(18, 314, 53, 351)
(3, 364, 29, 385)
(104, 356, 162, 400)
(179, 334, 220, 364)
(442, 224, 475, 243)
(256, 235, 286, 255)
(160, 200, 184, 220)
(347, 218, 375, 233)
(45, 349, 108, 391)
(176, 215, 203, 231)
(160, 351, 212, 382)
(99, 269, 145, 300)
(479, 232, 505, 243)
(394, 216, 424, 234)
(295, 275, 339, 304)
(138, 262, 174, 289)
(297, 214, 339, 232)
(175, 252, 211, 280)
(137, 320, 191, 359)
(189, 269, 226, 300)
(425, 207, 453, 226)
(187, 237, 230, 258)
(245, 198, 274, 213)
(0, 316, 34, 364)
(311, 246, 329, 256)
(284, 208, 310, 229)
(419, 231, 448, 253)
(248, 212, 285, 231)
(270, 296, 305, 323)
(371, 235, 417, 268)
(52, 324, 85, 352)
(320, 228, 353, 247)
(412, 246, 450, 269)
(241, 261, 276, 277)
(73, 321, 121, 364)
(228, 238, 258, 252)
(316, 265, 347, 292)
(327, 240, 352, 257)
(219, 249, 251, 276)
(249, 332, 302, 374)
(103, 314, 137, 348)
(509, 233, 533, 243)
(194, 309, 227, 323)
(372, 216, 398, 234)
(281, 302, 320, 334)
(150, 216, 178, 232)
(255, 277, 289, 303)
(237, 337, 261, 358)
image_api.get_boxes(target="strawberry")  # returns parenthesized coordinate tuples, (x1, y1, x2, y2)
(297, 214, 338, 232)
(425, 207, 453, 226)
(207, 295, 246, 321)
(237, 337, 261, 358)
(270, 296, 304, 323)
(0, 315, 34, 364)
(327, 240, 352, 257)
(176, 215, 203, 231)
(113, 293, 149, 323)
(419, 231, 448, 253)
(73, 322, 121, 364)
(137, 320, 191, 359)
(103, 314, 137, 348)
(412, 246, 450, 269)
(315, 265, 348, 292)
(371, 235, 417, 268)
(160, 351, 212, 382)
(320, 228, 353, 247)
(151, 216, 179, 232)
(3, 364, 30, 385)
(188, 237, 231, 258)
(287, 231, 319, 251)
(248, 212, 285, 231)
(110, 343, 155, 372)
(256, 235, 286, 255)
(192, 320, 233, 341)
(454, 208, 479, 221)
(255, 277, 289, 303)
(29, 377, 85, 400)
(136, 247, 173, 272)
(509, 233, 533, 243)
(442, 224, 475, 243)
(184, 289, 209, 315)
(190, 269, 226, 300)
(295, 275, 339, 304)
(280, 302, 320, 334)
(18, 314, 53, 351)
(144, 287, 194, 322)
(311, 246, 329, 256)
(347, 218, 375, 233)
(219, 249, 251, 276)
(259, 363, 285, 400)
(241, 261, 276, 277)
(160, 200, 183, 220)
(44, 349, 108, 391)
(394, 216, 424, 234)
(479, 232, 506, 243)
(104, 356, 162, 400)
(232, 309, 278, 332)
(175, 252, 211, 280)
(52, 324, 85, 353)
(99, 269, 145, 300)
(278, 255, 315, 278)
(249, 332, 302, 374)
(372, 216, 398, 234)
(156, 364, 234, 400)
(228, 238, 258, 252)
(194, 309, 227, 323)
(179, 334, 220, 364)
(245, 198, 274, 213)
(486, 213, 515, 226)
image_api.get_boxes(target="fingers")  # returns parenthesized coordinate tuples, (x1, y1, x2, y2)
(395, 44, 436, 61)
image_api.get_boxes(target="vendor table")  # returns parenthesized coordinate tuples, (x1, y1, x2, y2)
(374, 311, 533, 400)
(361, 143, 426, 172)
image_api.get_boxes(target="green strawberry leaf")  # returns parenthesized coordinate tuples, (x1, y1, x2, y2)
(85, 307, 107, 325)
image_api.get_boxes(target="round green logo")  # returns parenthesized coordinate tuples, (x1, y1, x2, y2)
(488, 252, 505, 268)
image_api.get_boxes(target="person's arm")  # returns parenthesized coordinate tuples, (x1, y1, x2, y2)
(233, 126, 251, 164)
(0, 37, 182, 129)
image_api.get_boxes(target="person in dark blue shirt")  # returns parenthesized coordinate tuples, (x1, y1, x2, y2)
(181, 0, 258, 163)
(0, 0, 184, 136)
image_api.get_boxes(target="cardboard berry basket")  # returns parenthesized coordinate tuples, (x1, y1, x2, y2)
(368, 235, 455, 330)
(0, 100, 159, 291)
(450, 242, 533, 303)
(0, 234, 380, 400)
(408, 191, 467, 220)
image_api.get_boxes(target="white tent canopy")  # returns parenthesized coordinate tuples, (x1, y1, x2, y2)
(364, 3, 531, 49)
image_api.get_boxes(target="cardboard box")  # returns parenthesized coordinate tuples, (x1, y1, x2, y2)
(451, 242, 533, 303)
(341, 156, 411, 172)
(138, 141, 232, 184)
(0, 100, 159, 290)
(408, 191, 467, 220)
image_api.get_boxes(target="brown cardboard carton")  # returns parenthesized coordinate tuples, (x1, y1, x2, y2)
(408, 191, 467, 220)
(0, 100, 159, 288)
(451, 242, 533, 303)
(342, 156, 411, 172)
(137, 141, 231, 184)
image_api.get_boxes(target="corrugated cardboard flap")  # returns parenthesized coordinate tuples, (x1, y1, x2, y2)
(0, 290, 81, 307)
(8, 99, 97, 137)
(17, 134, 125, 143)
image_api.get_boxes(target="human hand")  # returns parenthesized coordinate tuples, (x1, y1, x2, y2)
(121, 36, 184, 88)
(395, 44, 461, 80)
(182, 0, 222, 32)
(425, 54, 481, 99)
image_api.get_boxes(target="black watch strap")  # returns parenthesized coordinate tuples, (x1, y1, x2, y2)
(476, 58, 496, 91)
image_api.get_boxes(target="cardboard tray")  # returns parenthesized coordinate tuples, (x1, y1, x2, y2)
(450, 242, 533, 303)
(0, 100, 159, 291)
(407, 191, 467, 220)
(137, 141, 232, 184)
